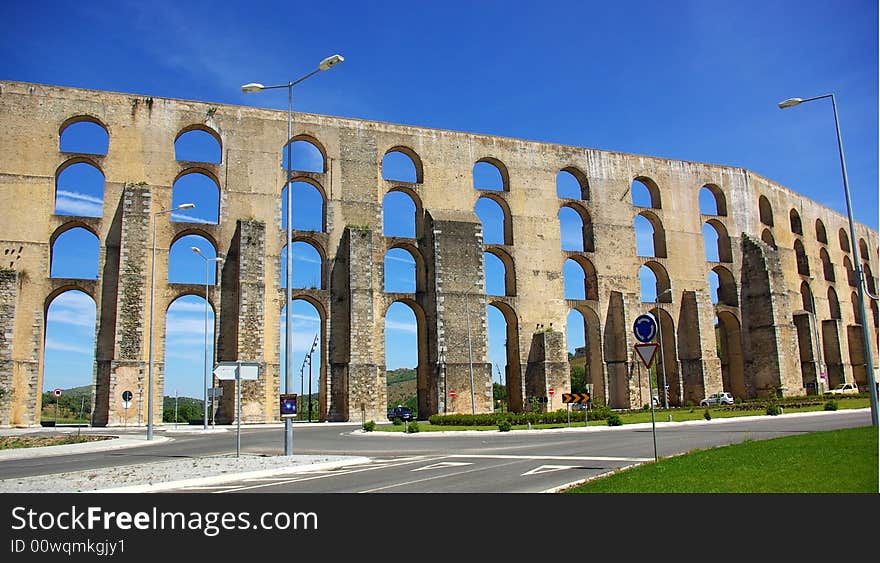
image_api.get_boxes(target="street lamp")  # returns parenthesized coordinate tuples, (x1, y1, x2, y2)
(655, 287, 672, 410)
(191, 246, 223, 430)
(464, 282, 480, 415)
(307, 333, 318, 422)
(146, 202, 195, 440)
(242, 53, 344, 455)
(805, 277, 826, 394)
(779, 93, 879, 427)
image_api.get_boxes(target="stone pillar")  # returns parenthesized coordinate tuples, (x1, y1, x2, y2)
(678, 290, 723, 405)
(0, 269, 17, 426)
(740, 235, 804, 397)
(525, 330, 569, 412)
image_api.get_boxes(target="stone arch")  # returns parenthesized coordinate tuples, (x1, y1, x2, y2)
(172, 169, 220, 224)
(821, 247, 835, 282)
(475, 194, 512, 245)
(59, 116, 109, 155)
(382, 146, 423, 184)
(847, 320, 868, 390)
(283, 135, 327, 173)
(794, 239, 810, 276)
(473, 157, 510, 191)
(384, 299, 430, 418)
(484, 247, 516, 297)
(815, 219, 828, 244)
(649, 307, 679, 407)
(822, 317, 844, 389)
(631, 176, 661, 208)
(384, 244, 426, 294)
(761, 228, 776, 249)
(557, 167, 590, 200)
(282, 177, 327, 233)
(383, 188, 422, 239)
(487, 301, 523, 413)
(844, 256, 856, 287)
(564, 256, 598, 301)
(828, 287, 841, 319)
(54, 158, 105, 218)
(850, 292, 861, 325)
(640, 261, 671, 303)
(279, 298, 326, 419)
(859, 238, 870, 262)
(168, 233, 218, 285)
(559, 202, 594, 252)
(50, 224, 100, 279)
(758, 195, 774, 227)
(789, 209, 803, 235)
(567, 305, 603, 406)
(703, 219, 732, 263)
(282, 240, 325, 290)
(602, 291, 628, 408)
(699, 183, 727, 216)
(634, 210, 667, 258)
(800, 281, 814, 313)
(174, 125, 222, 164)
(40, 289, 98, 424)
(864, 263, 876, 296)
(839, 228, 850, 253)
(711, 265, 738, 307)
(716, 311, 746, 400)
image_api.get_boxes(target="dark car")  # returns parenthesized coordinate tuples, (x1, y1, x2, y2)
(387, 405, 414, 422)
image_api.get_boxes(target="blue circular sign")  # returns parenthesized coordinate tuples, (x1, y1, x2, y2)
(633, 314, 657, 343)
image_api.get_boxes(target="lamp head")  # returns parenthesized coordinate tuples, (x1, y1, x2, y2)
(177, 203, 196, 210)
(191, 246, 202, 255)
(241, 82, 264, 93)
(778, 98, 803, 109)
(319, 54, 344, 71)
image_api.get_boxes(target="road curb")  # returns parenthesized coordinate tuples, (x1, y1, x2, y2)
(0, 435, 172, 461)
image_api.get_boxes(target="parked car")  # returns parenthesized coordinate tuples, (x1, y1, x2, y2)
(699, 392, 734, 407)
(826, 382, 859, 395)
(387, 405, 414, 421)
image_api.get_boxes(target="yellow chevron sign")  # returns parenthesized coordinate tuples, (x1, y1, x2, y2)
(561, 392, 591, 404)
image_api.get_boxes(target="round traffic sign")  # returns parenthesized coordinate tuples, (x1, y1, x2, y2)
(633, 314, 657, 343)
(449, 389, 456, 397)
(52, 388, 62, 398)
(122, 390, 133, 402)
(549, 388, 555, 395)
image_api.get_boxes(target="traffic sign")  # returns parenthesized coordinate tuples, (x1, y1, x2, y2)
(279, 394, 297, 417)
(635, 343, 659, 369)
(213, 364, 237, 380)
(52, 388, 62, 398)
(633, 314, 657, 343)
(562, 392, 591, 404)
(122, 390, 132, 402)
(449, 389, 456, 397)
(214, 361, 260, 381)
(548, 388, 555, 395)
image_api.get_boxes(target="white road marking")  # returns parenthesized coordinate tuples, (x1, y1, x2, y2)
(521, 465, 579, 476)
(411, 461, 473, 472)
(449, 454, 652, 462)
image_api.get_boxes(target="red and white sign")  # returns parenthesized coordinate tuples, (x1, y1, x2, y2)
(52, 388, 62, 398)
(449, 389, 456, 397)
(634, 343, 659, 369)
(548, 388, 555, 395)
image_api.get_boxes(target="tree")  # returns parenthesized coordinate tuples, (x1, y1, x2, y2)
(570, 365, 586, 393)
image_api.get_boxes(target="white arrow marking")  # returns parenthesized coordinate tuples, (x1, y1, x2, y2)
(411, 461, 473, 472)
(522, 465, 579, 476)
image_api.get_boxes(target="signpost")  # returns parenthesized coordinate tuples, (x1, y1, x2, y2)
(213, 361, 260, 457)
(208, 387, 222, 428)
(633, 316, 660, 461)
(52, 388, 61, 425)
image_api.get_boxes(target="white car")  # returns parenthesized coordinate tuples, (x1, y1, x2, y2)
(700, 392, 734, 407)
(826, 383, 859, 395)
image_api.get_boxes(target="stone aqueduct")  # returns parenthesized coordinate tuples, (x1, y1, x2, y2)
(0, 80, 877, 427)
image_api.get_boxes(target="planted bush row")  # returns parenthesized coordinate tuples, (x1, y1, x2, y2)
(428, 407, 614, 427)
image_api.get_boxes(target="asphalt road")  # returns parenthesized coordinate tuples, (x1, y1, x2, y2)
(2, 410, 868, 492)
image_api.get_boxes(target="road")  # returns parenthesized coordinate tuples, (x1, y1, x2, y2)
(0, 410, 871, 492)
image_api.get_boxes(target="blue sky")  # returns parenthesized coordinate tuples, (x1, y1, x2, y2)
(4, 0, 876, 399)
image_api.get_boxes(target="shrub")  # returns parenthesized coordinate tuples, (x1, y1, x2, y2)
(407, 421, 420, 433)
(824, 400, 839, 411)
(606, 414, 622, 426)
(363, 420, 375, 432)
(766, 404, 781, 416)
(392, 417, 403, 426)
(703, 408, 712, 421)
(498, 419, 512, 432)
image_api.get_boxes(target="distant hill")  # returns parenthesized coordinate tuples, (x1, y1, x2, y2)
(386, 368, 416, 408)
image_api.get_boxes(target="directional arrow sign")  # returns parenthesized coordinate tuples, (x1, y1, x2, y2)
(213, 364, 237, 380)
(635, 343, 659, 369)
(562, 393, 591, 404)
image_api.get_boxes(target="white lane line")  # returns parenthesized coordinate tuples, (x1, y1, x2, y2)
(521, 465, 579, 476)
(449, 454, 652, 462)
(411, 462, 473, 472)
(358, 459, 525, 493)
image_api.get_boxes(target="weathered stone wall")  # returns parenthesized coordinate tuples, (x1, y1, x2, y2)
(0, 80, 877, 427)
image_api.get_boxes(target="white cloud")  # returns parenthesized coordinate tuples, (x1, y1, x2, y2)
(55, 190, 103, 217)
(45, 338, 92, 354)
(385, 319, 417, 334)
(171, 212, 214, 223)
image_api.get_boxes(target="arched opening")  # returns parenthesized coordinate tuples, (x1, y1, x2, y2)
(174, 127, 221, 163)
(702, 220, 732, 263)
(839, 229, 850, 253)
(41, 290, 96, 424)
(557, 167, 589, 200)
(816, 219, 828, 244)
(282, 138, 325, 173)
(564, 257, 598, 301)
(716, 312, 745, 399)
(384, 301, 428, 419)
(282, 180, 325, 232)
(281, 241, 323, 289)
(172, 172, 219, 224)
(475, 196, 511, 245)
(384, 247, 418, 293)
(484, 249, 515, 297)
(859, 238, 870, 262)
(698, 184, 727, 216)
(789, 209, 803, 235)
(603, 292, 629, 409)
(851, 292, 861, 325)
(794, 239, 810, 276)
(487, 302, 522, 413)
(640, 262, 671, 303)
(631, 177, 661, 208)
(822, 317, 844, 389)
(761, 229, 776, 249)
(648, 308, 679, 407)
(821, 248, 835, 282)
(280, 299, 323, 421)
(758, 195, 773, 227)
(163, 294, 215, 424)
(828, 287, 841, 320)
(872, 300, 879, 330)
(59, 118, 109, 155)
(473, 158, 508, 191)
(634, 211, 666, 258)
(559, 204, 594, 252)
(844, 256, 856, 287)
(168, 234, 216, 285)
(382, 148, 422, 183)
(847, 321, 868, 391)
(800, 282, 814, 312)
(710, 266, 738, 307)
(567, 307, 603, 407)
(50, 226, 100, 279)
(55, 161, 104, 218)
(864, 263, 876, 296)
(383, 190, 418, 238)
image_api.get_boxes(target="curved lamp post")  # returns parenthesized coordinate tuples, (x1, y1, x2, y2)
(191, 247, 223, 431)
(779, 93, 878, 427)
(147, 202, 195, 440)
(242, 54, 344, 454)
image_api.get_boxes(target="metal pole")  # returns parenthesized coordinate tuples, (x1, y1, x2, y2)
(656, 306, 668, 410)
(147, 213, 158, 440)
(808, 284, 825, 394)
(284, 82, 294, 454)
(203, 258, 209, 430)
(465, 287, 476, 414)
(308, 341, 313, 423)
(648, 357, 658, 462)
(831, 94, 878, 426)
(175, 389, 178, 429)
(236, 371, 241, 458)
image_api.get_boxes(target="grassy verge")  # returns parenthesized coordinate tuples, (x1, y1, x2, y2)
(0, 435, 113, 450)
(563, 425, 878, 493)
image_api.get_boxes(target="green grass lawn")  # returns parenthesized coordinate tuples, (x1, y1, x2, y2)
(563, 425, 878, 493)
